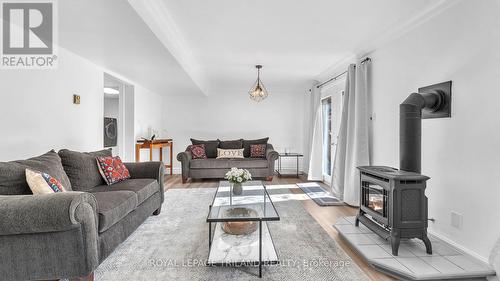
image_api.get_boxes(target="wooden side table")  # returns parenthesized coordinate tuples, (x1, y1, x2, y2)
(135, 139, 173, 175)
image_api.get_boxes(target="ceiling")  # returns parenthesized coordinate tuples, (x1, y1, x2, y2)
(130, 0, 448, 96)
(58, 0, 451, 97)
(58, 0, 202, 96)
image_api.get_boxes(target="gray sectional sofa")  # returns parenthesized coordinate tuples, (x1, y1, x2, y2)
(177, 138, 279, 183)
(0, 149, 164, 281)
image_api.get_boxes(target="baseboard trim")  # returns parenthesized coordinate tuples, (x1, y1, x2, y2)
(428, 230, 489, 264)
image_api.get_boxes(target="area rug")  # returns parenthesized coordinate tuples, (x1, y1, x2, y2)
(95, 188, 368, 281)
(296, 182, 344, 206)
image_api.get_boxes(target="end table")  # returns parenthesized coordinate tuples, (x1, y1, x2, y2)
(135, 139, 173, 175)
(276, 153, 303, 178)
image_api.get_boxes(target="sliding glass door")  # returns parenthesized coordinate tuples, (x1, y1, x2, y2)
(317, 76, 345, 186)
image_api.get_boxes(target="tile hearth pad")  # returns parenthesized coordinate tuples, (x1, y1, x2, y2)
(334, 216, 496, 280)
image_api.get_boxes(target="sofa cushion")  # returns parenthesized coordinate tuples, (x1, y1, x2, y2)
(25, 169, 68, 194)
(250, 144, 267, 158)
(58, 149, 111, 191)
(190, 158, 268, 169)
(91, 190, 138, 233)
(218, 139, 243, 149)
(96, 156, 131, 185)
(216, 148, 244, 159)
(187, 144, 207, 159)
(0, 150, 72, 195)
(243, 138, 269, 158)
(190, 139, 219, 158)
(90, 179, 158, 205)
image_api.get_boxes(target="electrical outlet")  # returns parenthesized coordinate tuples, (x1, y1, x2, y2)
(451, 211, 463, 229)
(73, 94, 80, 104)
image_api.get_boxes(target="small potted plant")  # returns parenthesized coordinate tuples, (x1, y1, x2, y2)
(225, 167, 252, 195)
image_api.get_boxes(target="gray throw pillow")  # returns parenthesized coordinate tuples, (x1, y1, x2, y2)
(218, 139, 243, 149)
(58, 148, 112, 191)
(0, 150, 72, 195)
(243, 137, 269, 158)
(190, 139, 219, 158)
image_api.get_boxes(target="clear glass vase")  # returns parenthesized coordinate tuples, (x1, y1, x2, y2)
(231, 182, 243, 195)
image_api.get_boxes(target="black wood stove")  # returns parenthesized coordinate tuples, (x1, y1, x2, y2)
(355, 166, 431, 256)
(355, 81, 452, 256)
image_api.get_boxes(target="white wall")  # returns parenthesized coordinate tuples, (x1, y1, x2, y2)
(134, 84, 164, 162)
(369, 0, 500, 260)
(0, 48, 104, 160)
(163, 92, 305, 172)
(0, 47, 164, 164)
(123, 84, 135, 162)
(104, 96, 119, 118)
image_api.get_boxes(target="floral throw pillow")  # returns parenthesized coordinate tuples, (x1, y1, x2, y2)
(250, 144, 266, 158)
(96, 156, 130, 185)
(25, 169, 67, 194)
(188, 144, 207, 159)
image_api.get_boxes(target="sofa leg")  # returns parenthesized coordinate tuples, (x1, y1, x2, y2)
(69, 272, 94, 281)
(265, 176, 273, 181)
(153, 207, 161, 216)
(182, 177, 188, 184)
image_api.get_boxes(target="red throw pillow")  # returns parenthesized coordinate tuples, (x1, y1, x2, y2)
(96, 156, 130, 185)
(188, 144, 207, 159)
(250, 144, 266, 158)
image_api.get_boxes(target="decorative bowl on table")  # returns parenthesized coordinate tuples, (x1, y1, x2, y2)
(221, 207, 258, 235)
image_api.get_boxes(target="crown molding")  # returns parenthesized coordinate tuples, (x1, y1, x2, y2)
(130, 0, 461, 95)
(316, 0, 461, 82)
(316, 54, 358, 83)
(128, 0, 210, 96)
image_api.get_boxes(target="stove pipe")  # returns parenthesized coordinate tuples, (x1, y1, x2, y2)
(399, 92, 442, 173)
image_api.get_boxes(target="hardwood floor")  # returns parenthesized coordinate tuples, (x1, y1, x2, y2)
(164, 174, 398, 281)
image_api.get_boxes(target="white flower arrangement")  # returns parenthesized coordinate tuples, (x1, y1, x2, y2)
(225, 167, 252, 184)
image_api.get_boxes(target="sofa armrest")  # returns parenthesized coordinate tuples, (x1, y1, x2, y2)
(266, 144, 279, 161)
(177, 150, 192, 162)
(177, 151, 192, 181)
(0, 192, 99, 280)
(0, 192, 98, 236)
(266, 144, 279, 176)
(124, 161, 165, 203)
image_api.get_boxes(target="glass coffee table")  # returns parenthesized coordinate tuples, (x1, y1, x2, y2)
(206, 181, 280, 278)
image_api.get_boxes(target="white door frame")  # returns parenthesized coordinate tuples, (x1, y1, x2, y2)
(321, 96, 333, 184)
(103, 73, 135, 161)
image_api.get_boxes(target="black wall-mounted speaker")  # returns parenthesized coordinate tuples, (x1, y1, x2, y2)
(104, 117, 117, 147)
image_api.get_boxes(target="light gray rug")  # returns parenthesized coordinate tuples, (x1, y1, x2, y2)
(297, 182, 345, 206)
(95, 188, 369, 280)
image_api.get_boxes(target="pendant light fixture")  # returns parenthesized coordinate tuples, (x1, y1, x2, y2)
(248, 65, 269, 102)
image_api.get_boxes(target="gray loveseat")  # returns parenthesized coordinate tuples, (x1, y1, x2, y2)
(177, 138, 279, 183)
(0, 149, 164, 281)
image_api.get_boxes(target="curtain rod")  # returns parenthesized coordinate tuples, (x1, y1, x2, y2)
(360, 57, 371, 64)
(316, 70, 347, 88)
(316, 57, 371, 89)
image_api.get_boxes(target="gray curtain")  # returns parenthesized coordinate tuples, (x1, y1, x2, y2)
(304, 81, 321, 178)
(307, 99, 323, 181)
(331, 61, 371, 206)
